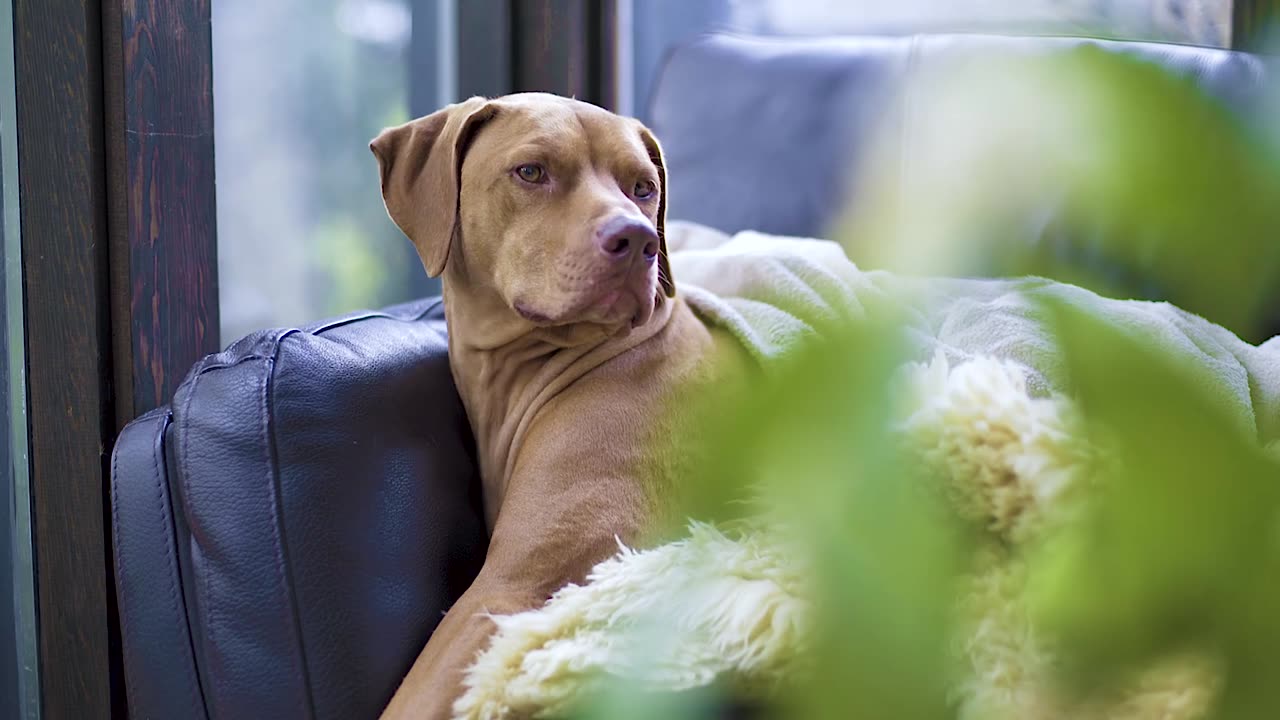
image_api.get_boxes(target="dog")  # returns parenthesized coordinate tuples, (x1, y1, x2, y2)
(370, 93, 753, 718)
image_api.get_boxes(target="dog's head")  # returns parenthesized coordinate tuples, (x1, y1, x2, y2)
(371, 93, 673, 330)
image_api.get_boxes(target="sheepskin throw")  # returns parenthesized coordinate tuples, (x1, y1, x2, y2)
(454, 353, 1217, 720)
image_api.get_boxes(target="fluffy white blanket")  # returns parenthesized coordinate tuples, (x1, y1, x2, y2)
(452, 224, 1280, 720)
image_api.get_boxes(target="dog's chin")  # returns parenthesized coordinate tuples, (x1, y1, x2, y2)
(514, 281, 658, 331)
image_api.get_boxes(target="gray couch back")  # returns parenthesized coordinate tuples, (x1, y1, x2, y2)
(649, 33, 1275, 239)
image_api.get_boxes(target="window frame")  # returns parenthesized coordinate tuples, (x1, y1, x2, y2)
(1233, 0, 1280, 49)
(454, 0, 620, 109)
(13, 0, 217, 717)
(14, 0, 119, 715)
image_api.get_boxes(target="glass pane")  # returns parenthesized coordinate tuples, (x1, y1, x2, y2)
(214, 0, 456, 343)
(628, 0, 1234, 120)
(0, 0, 37, 716)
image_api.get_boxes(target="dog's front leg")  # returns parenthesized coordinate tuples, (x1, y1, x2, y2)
(380, 487, 641, 720)
(378, 571, 532, 720)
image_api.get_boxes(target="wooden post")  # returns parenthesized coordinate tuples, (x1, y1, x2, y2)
(1232, 0, 1280, 51)
(14, 0, 118, 715)
(103, 0, 219, 428)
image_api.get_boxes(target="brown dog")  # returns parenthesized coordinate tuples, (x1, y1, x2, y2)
(370, 93, 751, 718)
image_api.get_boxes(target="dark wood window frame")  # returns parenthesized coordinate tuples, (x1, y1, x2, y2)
(456, 0, 620, 110)
(1233, 0, 1280, 50)
(15, 0, 118, 716)
(15, 0, 216, 717)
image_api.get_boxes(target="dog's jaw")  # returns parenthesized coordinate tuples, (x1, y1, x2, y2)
(508, 263, 660, 334)
(514, 301, 552, 324)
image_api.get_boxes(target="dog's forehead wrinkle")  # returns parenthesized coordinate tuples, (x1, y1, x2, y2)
(487, 101, 649, 184)
(479, 103, 579, 149)
(582, 111, 642, 147)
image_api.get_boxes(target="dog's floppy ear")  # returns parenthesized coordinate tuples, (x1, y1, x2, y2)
(638, 124, 676, 298)
(370, 96, 496, 277)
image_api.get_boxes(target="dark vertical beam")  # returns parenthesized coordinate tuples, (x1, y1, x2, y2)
(99, 7, 217, 712)
(13, 0, 117, 717)
(512, 0, 591, 99)
(458, 0, 512, 99)
(592, 0, 619, 110)
(508, 0, 614, 108)
(103, 0, 218, 428)
(1232, 0, 1280, 51)
(455, 0, 618, 108)
(98, 5, 128, 718)
(506, 0, 618, 109)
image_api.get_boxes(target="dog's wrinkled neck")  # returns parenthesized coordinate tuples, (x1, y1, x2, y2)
(441, 273, 674, 526)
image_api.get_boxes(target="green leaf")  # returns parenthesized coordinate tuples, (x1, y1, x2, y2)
(1027, 297, 1280, 710)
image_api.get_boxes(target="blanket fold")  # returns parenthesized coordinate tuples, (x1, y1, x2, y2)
(669, 221, 1280, 445)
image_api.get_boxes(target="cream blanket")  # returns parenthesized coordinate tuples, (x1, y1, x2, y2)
(670, 222, 1280, 446)
(453, 223, 1280, 720)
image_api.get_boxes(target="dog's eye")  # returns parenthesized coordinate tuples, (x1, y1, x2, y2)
(633, 179, 657, 199)
(515, 164, 546, 184)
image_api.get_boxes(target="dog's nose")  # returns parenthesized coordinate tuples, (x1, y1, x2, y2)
(597, 216, 659, 262)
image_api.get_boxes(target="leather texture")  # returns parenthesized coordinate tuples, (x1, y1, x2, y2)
(112, 407, 208, 720)
(649, 33, 1275, 240)
(112, 298, 488, 720)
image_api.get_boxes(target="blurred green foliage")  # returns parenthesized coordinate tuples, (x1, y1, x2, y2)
(1029, 299, 1280, 719)
(578, 36, 1280, 720)
(292, 2, 417, 318)
(215, 0, 418, 340)
(841, 45, 1280, 343)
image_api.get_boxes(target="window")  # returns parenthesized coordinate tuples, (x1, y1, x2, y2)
(1, 1, 36, 716)
(214, 0, 456, 342)
(213, 0, 1236, 343)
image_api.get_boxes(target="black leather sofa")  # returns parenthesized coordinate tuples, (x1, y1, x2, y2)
(111, 33, 1277, 719)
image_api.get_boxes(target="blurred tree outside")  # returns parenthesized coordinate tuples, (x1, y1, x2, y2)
(214, 0, 422, 343)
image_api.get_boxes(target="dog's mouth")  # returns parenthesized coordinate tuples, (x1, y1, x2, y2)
(592, 287, 656, 329)
(514, 302, 552, 324)
(514, 270, 657, 330)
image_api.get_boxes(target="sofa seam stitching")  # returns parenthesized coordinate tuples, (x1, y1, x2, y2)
(260, 339, 320, 719)
(151, 414, 206, 713)
(177, 355, 225, 719)
(110, 429, 145, 716)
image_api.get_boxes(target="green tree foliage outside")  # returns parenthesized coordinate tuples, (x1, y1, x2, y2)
(215, 0, 417, 341)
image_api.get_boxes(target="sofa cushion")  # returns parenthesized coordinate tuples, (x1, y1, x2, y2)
(649, 33, 1274, 240)
(112, 297, 488, 720)
(648, 32, 1278, 340)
